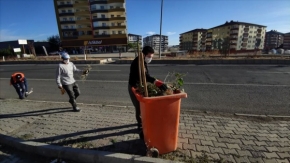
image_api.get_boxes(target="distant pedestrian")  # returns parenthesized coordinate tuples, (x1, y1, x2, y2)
(128, 46, 168, 138)
(10, 72, 29, 99)
(56, 52, 89, 112)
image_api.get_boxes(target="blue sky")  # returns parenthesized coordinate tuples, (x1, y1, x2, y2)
(0, 0, 289, 45)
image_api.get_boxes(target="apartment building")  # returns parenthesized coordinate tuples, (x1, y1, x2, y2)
(264, 30, 284, 50)
(284, 32, 290, 50)
(179, 29, 207, 51)
(53, 0, 128, 53)
(128, 33, 142, 47)
(143, 35, 168, 52)
(206, 21, 267, 52)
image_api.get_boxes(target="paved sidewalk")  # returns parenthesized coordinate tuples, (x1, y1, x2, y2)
(0, 99, 290, 163)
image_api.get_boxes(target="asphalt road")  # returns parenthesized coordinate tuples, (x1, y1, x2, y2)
(0, 64, 289, 115)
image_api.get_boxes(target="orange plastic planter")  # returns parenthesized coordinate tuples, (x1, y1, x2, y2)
(132, 87, 187, 154)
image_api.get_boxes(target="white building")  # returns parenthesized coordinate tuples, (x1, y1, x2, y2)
(143, 35, 168, 52)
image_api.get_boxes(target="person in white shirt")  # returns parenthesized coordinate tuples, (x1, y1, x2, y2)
(56, 52, 88, 112)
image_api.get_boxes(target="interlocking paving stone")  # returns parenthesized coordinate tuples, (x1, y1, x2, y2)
(263, 152, 280, 159)
(1, 99, 290, 162)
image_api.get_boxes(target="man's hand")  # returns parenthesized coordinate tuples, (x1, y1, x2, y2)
(83, 69, 89, 75)
(58, 86, 63, 89)
(154, 80, 168, 91)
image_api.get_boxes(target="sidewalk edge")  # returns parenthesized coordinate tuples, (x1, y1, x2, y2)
(0, 134, 180, 163)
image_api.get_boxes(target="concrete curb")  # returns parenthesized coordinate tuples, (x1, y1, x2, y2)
(114, 59, 290, 65)
(0, 134, 180, 163)
(0, 58, 112, 65)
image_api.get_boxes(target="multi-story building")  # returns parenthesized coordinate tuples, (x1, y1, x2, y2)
(128, 33, 142, 47)
(264, 30, 284, 50)
(283, 32, 290, 50)
(206, 21, 267, 52)
(179, 29, 207, 51)
(53, 0, 128, 53)
(143, 35, 168, 52)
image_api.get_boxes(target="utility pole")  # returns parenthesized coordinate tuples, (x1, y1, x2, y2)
(159, 0, 163, 59)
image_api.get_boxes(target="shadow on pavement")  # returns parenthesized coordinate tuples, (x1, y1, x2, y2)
(0, 107, 73, 119)
(31, 124, 147, 155)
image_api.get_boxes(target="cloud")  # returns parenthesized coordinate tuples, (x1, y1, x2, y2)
(0, 29, 52, 42)
(0, 29, 23, 41)
(167, 32, 176, 35)
(146, 31, 155, 35)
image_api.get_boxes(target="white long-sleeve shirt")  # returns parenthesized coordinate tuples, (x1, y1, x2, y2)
(56, 62, 81, 87)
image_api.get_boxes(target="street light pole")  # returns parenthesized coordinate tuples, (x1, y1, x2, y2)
(159, 0, 163, 59)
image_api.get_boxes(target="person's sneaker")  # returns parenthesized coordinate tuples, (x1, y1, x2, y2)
(73, 106, 81, 112)
(25, 92, 29, 97)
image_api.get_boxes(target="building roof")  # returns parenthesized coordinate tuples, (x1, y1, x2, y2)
(180, 28, 207, 35)
(266, 30, 285, 35)
(128, 33, 142, 37)
(209, 20, 266, 29)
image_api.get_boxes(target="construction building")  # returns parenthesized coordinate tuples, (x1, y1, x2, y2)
(143, 35, 168, 52)
(179, 29, 207, 51)
(264, 30, 284, 50)
(53, 0, 127, 53)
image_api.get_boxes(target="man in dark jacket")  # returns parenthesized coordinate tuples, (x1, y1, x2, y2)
(128, 46, 168, 138)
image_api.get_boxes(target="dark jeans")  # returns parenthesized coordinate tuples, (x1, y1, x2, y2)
(128, 84, 141, 128)
(62, 83, 80, 104)
(13, 78, 28, 99)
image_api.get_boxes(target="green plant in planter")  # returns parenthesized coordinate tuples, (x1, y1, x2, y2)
(136, 71, 187, 97)
(164, 72, 187, 93)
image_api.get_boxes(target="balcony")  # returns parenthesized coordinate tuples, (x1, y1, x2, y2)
(61, 28, 77, 31)
(59, 12, 74, 16)
(92, 18, 109, 21)
(108, 0, 125, 2)
(90, 0, 108, 5)
(94, 34, 111, 38)
(242, 38, 248, 41)
(75, 10, 90, 15)
(230, 26, 239, 30)
(109, 17, 125, 21)
(91, 9, 109, 13)
(60, 21, 76, 24)
(62, 36, 78, 39)
(109, 7, 125, 12)
(242, 43, 247, 47)
(58, 4, 73, 8)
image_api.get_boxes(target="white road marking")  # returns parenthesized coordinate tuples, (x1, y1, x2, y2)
(0, 78, 289, 87)
(247, 71, 290, 74)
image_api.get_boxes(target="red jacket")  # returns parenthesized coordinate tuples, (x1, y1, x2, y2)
(10, 72, 25, 85)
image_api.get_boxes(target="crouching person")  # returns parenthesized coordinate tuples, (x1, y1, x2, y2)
(56, 52, 88, 112)
(10, 72, 29, 99)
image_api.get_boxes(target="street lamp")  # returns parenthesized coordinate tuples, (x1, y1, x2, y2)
(159, 0, 164, 59)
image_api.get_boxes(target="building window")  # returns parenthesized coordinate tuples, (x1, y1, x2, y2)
(77, 17, 81, 20)
(62, 18, 67, 21)
(112, 31, 116, 34)
(118, 31, 122, 34)
(100, 6, 105, 9)
(68, 10, 72, 13)
(102, 23, 106, 26)
(117, 15, 120, 17)
(95, 31, 99, 35)
(102, 31, 107, 35)
(61, 10, 66, 13)
(78, 25, 82, 28)
(101, 14, 105, 18)
(93, 16, 98, 19)
(67, 1, 71, 4)
(69, 17, 73, 21)
(111, 15, 114, 18)
(117, 23, 121, 26)
(110, 6, 113, 9)
(64, 25, 68, 29)
(111, 23, 115, 26)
